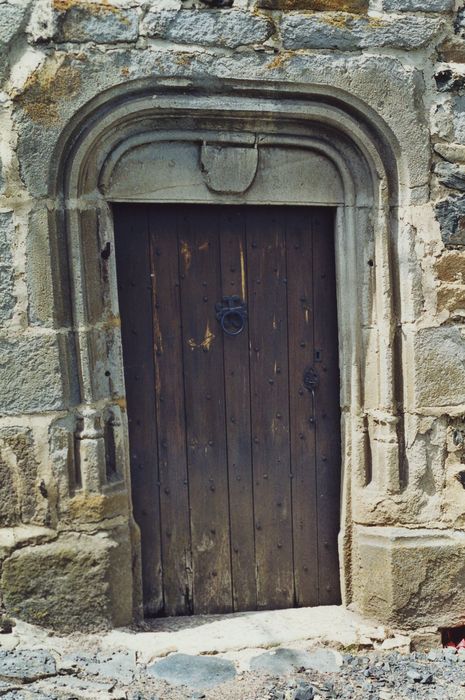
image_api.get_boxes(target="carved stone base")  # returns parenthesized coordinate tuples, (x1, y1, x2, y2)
(352, 525, 465, 629)
(1, 524, 137, 632)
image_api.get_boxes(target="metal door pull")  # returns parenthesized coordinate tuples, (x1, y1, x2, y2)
(215, 295, 248, 336)
(303, 366, 319, 425)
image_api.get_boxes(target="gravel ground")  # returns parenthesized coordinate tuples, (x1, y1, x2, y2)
(2, 644, 465, 699)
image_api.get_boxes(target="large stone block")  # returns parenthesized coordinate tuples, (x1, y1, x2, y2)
(26, 208, 56, 327)
(413, 327, 465, 408)
(381, 0, 453, 11)
(281, 13, 443, 51)
(436, 195, 465, 245)
(141, 10, 274, 49)
(435, 161, 465, 191)
(0, 268, 14, 324)
(435, 250, 465, 283)
(256, 0, 368, 10)
(352, 526, 465, 628)
(54, 2, 139, 43)
(454, 96, 465, 145)
(0, 211, 15, 322)
(0, 2, 30, 44)
(0, 427, 45, 528)
(437, 284, 465, 315)
(1, 527, 134, 631)
(0, 211, 14, 266)
(0, 334, 64, 414)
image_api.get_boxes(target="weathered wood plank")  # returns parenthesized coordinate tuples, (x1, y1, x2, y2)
(246, 206, 295, 609)
(148, 207, 193, 616)
(219, 208, 257, 612)
(178, 205, 233, 614)
(312, 209, 342, 605)
(286, 209, 319, 607)
(113, 203, 164, 616)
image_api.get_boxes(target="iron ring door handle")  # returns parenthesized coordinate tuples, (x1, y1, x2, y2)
(303, 366, 319, 425)
(215, 296, 248, 336)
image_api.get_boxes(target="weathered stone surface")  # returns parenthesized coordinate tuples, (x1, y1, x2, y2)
(0, 427, 43, 528)
(26, 0, 54, 44)
(438, 37, 465, 63)
(436, 161, 465, 191)
(0, 3, 30, 45)
(435, 250, 465, 283)
(146, 653, 236, 689)
(14, 53, 83, 130)
(200, 144, 259, 193)
(13, 50, 430, 198)
(59, 650, 136, 683)
(381, 0, 453, 11)
(0, 212, 14, 267)
(0, 211, 15, 321)
(0, 335, 64, 415)
(34, 674, 114, 698)
(256, 0, 368, 10)
(0, 157, 4, 195)
(0, 649, 56, 682)
(436, 195, 465, 245)
(454, 96, 465, 145)
(141, 9, 274, 48)
(250, 648, 342, 675)
(54, 3, 139, 43)
(0, 526, 57, 564)
(435, 68, 465, 92)
(414, 327, 465, 407)
(434, 142, 465, 164)
(353, 526, 465, 628)
(281, 13, 443, 50)
(437, 284, 465, 314)
(1, 528, 134, 631)
(0, 268, 14, 323)
(26, 208, 55, 327)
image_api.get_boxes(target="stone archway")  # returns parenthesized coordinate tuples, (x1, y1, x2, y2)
(44, 82, 404, 621)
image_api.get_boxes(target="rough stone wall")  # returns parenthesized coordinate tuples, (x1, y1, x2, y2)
(0, 0, 465, 631)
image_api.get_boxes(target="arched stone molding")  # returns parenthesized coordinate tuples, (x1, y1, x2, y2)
(50, 81, 407, 615)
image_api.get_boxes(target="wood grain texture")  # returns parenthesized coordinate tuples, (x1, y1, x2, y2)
(115, 203, 341, 615)
(312, 209, 342, 605)
(246, 206, 295, 609)
(178, 206, 233, 614)
(148, 208, 193, 616)
(113, 204, 164, 616)
(219, 208, 257, 612)
(286, 209, 319, 606)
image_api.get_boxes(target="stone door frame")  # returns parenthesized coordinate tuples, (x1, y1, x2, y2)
(51, 81, 405, 612)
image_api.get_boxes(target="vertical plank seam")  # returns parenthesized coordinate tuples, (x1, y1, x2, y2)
(312, 209, 321, 606)
(242, 207, 257, 610)
(175, 205, 194, 614)
(218, 207, 235, 613)
(245, 207, 259, 609)
(147, 206, 166, 616)
(284, 208, 297, 608)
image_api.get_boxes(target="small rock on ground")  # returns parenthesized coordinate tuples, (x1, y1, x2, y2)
(146, 653, 237, 690)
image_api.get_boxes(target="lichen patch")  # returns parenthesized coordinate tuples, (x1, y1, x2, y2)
(256, 0, 368, 13)
(13, 55, 82, 125)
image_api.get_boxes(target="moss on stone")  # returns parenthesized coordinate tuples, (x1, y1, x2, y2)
(14, 56, 81, 125)
(256, 0, 368, 12)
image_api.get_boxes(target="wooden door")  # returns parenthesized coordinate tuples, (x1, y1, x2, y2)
(114, 204, 341, 616)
